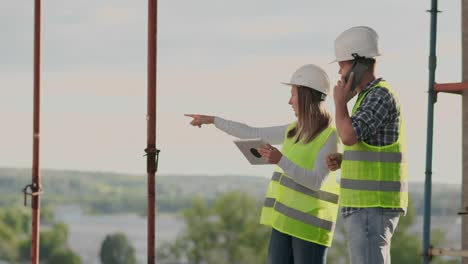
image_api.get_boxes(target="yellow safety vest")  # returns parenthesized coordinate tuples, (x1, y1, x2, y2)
(340, 81, 408, 208)
(260, 124, 340, 247)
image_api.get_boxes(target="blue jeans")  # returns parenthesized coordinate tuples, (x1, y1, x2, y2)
(343, 208, 401, 264)
(266, 228, 328, 264)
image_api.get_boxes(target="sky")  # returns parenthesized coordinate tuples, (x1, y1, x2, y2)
(0, 0, 463, 184)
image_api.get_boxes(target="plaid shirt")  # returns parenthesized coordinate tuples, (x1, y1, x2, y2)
(342, 78, 405, 217)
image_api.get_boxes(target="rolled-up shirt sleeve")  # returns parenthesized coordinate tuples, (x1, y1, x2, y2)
(351, 88, 393, 142)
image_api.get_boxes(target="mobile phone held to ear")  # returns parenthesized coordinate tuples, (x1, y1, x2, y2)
(344, 61, 368, 92)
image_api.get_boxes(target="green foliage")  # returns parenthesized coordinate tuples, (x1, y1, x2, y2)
(0, 168, 462, 216)
(0, 207, 30, 235)
(391, 201, 421, 263)
(40, 223, 69, 260)
(100, 233, 137, 264)
(48, 249, 82, 264)
(0, 207, 30, 262)
(159, 192, 270, 264)
(159, 194, 460, 264)
(12, 221, 80, 264)
(0, 168, 463, 264)
(0, 168, 267, 215)
(0, 222, 19, 262)
(0, 204, 81, 264)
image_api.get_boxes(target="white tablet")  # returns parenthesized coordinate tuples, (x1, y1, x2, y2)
(233, 138, 270, 165)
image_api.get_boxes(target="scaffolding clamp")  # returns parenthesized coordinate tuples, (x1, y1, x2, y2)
(458, 206, 468, 215)
(144, 146, 161, 173)
(22, 183, 43, 207)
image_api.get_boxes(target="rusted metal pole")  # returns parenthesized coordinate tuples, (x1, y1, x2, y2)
(434, 82, 468, 94)
(146, 0, 158, 263)
(31, 0, 42, 263)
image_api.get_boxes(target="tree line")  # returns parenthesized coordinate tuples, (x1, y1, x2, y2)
(0, 168, 461, 216)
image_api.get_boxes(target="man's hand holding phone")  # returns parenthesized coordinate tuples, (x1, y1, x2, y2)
(334, 72, 358, 106)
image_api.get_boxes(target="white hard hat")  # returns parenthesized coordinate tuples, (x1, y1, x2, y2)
(333, 26, 381, 62)
(282, 64, 330, 96)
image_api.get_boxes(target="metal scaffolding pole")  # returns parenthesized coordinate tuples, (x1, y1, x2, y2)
(461, 2, 468, 263)
(423, 0, 439, 263)
(30, 0, 42, 263)
(146, 0, 159, 263)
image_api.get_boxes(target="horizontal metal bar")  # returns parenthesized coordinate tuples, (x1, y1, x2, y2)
(429, 248, 468, 257)
(434, 82, 468, 94)
(458, 206, 468, 215)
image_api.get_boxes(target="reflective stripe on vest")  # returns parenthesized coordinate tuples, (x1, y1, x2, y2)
(264, 197, 276, 207)
(271, 171, 339, 204)
(343, 150, 405, 163)
(271, 171, 281, 181)
(340, 179, 408, 192)
(263, 198, 334, 231)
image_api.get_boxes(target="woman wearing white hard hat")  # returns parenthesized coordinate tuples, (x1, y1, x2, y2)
(186, 64, 340, 264)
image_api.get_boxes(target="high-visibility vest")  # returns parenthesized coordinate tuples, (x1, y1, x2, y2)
(340, 81, 408, 208)
(260, 124, 340, 247)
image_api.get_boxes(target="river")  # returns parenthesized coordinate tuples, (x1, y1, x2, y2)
(54, 206, 183, 264)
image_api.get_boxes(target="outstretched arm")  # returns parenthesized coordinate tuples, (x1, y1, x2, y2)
(184, 114, 214, 127)
(185, 114, 288, 145)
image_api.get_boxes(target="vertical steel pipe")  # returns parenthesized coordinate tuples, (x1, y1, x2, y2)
(423, 0, 439, 263)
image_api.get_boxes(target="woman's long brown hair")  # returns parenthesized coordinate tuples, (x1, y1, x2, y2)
(287, 86, 331, 143)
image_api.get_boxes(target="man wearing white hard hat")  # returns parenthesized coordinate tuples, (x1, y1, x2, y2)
(327, 26, 408, 264)
(186, 64, 340, 263)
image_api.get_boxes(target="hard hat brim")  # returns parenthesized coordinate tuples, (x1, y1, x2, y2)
(281, 82, 328, 95)
(330, 53, 381, 64)
(281, 82, 309, 88)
